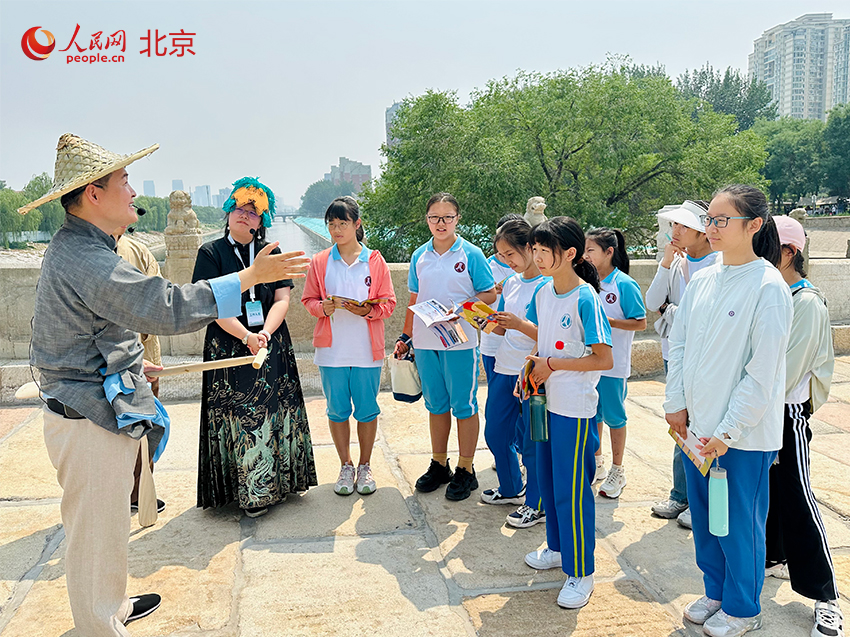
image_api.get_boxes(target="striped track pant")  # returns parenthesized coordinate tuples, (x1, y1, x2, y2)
(765, 401, 839, 602)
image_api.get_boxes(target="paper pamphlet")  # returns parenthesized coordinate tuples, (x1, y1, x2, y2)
(457, 300, 499, 334)
(409, 299, 469, 349)
(329, 296, 388, 309)
(668, 427, 712, 476)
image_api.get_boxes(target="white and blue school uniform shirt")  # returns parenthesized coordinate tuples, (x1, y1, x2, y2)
(314, 244, 383, 369)
(408, 236, 495, 351)
(494, 273, 548, 375)
(479, 255, 517, 358)
(527, 281, 613, 418)
(598, 268, 646, 379)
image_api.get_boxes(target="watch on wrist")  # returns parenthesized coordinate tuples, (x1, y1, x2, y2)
(241, 333, 250, 345)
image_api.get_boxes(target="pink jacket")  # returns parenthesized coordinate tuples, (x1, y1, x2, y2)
(301, 246, 397, 362)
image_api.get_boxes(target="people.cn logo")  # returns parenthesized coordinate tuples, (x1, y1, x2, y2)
(21, 26, 56, 60)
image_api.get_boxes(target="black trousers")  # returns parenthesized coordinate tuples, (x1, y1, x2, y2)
(765, 402, 839, 601)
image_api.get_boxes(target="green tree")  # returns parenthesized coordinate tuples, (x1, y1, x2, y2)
(362, 63, 767, 261)
(298, 179, 356, 218)
(133, 195, 169, 232)
(823, 103, 850, 198)
(752, 118, 825, 209)
(22, 173, 64, 235)
(677, 64, 778, 131)
(0, 188, 34, 246)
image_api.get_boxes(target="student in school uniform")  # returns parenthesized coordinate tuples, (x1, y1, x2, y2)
(583, 228, 646, 498)
(765, 215, 842, 637)
(394, 193, 497, 501)
(665, 185, 792, 637)
(480, 214, 524, 386)
(302, 197, 396, 496)
(514, 217, 613, 609)
(647, 200, 718, 529)
(479, 218, 548, 529)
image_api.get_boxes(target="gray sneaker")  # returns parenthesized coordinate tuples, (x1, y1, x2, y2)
(683, 595, 722, 625)
(813, 600, 844, 637)
(677, 507, 692, 529)
(703, 609, 762, 637)
(334, 463, 356, 496)
(356, 463, 376, 495)
(651, 498, 688, 519)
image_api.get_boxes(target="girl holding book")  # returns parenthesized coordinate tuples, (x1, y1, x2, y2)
(519, 217, 613, 609)
(302, 197, 396, 496)
(393, 193, 496, 501)
(583, 228, 646, 498)
(664, 185, 792, 637)
(479, 218, 548, 529)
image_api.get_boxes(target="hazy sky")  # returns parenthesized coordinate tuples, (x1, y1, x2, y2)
(1, 0, 847, 206)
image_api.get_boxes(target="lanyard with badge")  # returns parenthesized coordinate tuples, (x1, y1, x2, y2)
(228, 236, 265, 326)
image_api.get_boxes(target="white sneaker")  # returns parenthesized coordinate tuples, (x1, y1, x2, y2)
(334, 463, 356, 496)
(593, 456, 607, 484)
(481, 486, 526, 506)
(683, 595, 722, 624)
(506, 504, 545, 529)
(764, 562, 790, 580)
(356, 463, 376, 495)
(598, 464, 626, 498)
(524, 547, 562, 570)
(677, 508, 692, 529)
(813, 600, 844, 637)
(557, 574, 594, 609)
(651, 498, 688, 519)
(703, 609, 762, 636)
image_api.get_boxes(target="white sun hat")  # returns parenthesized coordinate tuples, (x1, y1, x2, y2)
(17, 133, 159, 214)
(656, 200, 708, 233)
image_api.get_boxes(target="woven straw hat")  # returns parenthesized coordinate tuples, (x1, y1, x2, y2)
(17, 133, 159, 214)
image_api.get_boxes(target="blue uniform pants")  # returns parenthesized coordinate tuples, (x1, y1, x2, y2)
(484, 372, 523, 498)
(537, 414, 598, 577)
(684, 447, 776, 618)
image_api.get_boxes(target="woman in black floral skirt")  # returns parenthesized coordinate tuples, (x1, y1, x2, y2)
(192, 177, 316, 517)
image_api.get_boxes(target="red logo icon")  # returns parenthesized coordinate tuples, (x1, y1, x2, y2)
(21, 26, 55, 60)
(605, 293, 617, 304)
(454, 262, 466, 273)
(364, 276, 372, 287)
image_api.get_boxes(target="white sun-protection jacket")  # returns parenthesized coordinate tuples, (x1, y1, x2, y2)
(785, 280, 834, 412)
(663, 258, 793, 451)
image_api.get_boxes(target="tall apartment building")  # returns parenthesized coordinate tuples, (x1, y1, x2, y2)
(385, 101, 402, 148)
(193, 185, 212, 207)
(143, 180, 156, 197)
(323, 157, 372, 192)
(749, 13, 850, 120)
(172, 179, 184, 192)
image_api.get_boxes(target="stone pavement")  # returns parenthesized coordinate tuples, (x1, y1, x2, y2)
(1, 360, 849, 636)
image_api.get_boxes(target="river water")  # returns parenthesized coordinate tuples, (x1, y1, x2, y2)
(266, 218, 329, 257)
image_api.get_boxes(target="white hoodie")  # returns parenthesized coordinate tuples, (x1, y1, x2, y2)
(663, 258, 793, 451)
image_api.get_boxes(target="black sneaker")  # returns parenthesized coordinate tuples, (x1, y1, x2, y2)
(445, 466, 479, 501)
(125, 593, 161, 624)
(131, 499, 166, 514)
(415, 459, 453, 493)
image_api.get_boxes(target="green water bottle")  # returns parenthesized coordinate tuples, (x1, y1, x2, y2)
(708, 462, 729, 537)
(529, 382, 548, 443)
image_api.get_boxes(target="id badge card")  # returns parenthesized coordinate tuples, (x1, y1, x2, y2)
(245, 300, 265, 326)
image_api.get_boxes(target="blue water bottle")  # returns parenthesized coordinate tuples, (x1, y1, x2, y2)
(708, 462, 729, 537)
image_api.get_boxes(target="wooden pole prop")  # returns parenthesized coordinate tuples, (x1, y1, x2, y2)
(138, 437, 157, 528)
(15, 382, 39, 400)
(252, 347, 268, 369)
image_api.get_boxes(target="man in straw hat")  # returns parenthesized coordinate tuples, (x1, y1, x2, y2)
(20, 133, 309, 636)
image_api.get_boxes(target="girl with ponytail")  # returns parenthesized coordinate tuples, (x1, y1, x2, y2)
(663, 185, 793, 635)
(583, 228, 647, 499)
(302, 196, 397, 496)
(519, 217, 613, 609)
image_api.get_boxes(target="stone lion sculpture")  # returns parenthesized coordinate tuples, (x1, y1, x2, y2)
(525, 196, 547, 227)
(165, 190, 201, 235)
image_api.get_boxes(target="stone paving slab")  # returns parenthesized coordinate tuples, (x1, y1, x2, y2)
(463, 581, 685, 636)
(239, 535, 472, 637)
(253, 445, 416, 540)
(0, 408, 59, 501)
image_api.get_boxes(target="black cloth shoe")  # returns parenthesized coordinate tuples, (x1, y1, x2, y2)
(445, 466, 479, 501)
(125, 593, 161, 624)
(415, 459, 453, 493)
(131, 499, 166, 514)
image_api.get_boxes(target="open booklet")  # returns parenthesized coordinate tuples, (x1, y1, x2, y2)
(329, 296, 389, 309)
(409, 299, 469, 349)
(668, 427, 712, 476)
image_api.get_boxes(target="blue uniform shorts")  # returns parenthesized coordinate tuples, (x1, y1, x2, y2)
(596, 376, 628, 429)
(415, 348, 480, 420)
(319, 366, 382, 423)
